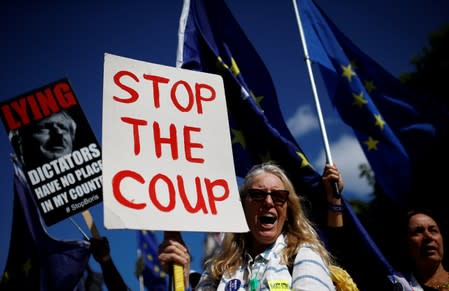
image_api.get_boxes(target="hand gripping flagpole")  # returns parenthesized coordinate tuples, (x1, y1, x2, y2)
(291, 0, 340, 198)
(164, 231, 186, 291)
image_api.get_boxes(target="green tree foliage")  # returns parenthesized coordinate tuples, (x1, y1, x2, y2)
(399, 23, 449, 105)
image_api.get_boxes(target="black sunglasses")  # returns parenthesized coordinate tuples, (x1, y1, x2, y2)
(246, 188, 289, 205)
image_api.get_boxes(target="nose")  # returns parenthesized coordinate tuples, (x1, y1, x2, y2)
(49, 123, 66, 135)
(263, 193, 274, 204)
(422, 229, 435, 241)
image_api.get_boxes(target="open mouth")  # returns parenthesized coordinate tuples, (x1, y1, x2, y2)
(260, 215, 277, 224)
(47, 145, 65, 150)
(45, 146, 67, 154)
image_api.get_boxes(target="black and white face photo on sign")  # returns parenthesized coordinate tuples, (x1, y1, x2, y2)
(10, 110, 77, 168)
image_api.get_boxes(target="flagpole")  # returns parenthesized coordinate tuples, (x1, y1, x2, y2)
(139, 274, 144, 291)
(291, 0, 340, 197)
(69, 217, 90, 240)
(137, 249, 145, 291)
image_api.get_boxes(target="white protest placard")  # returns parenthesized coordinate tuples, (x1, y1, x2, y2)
(102, 53, 248, 232)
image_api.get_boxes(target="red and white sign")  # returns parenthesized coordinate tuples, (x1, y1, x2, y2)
(102, 53, 248, 232)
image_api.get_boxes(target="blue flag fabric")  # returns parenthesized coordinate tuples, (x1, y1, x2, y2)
(177, 1, 417, 289)
(136, 230, 167, 290)
(295, 0, 449, 288)
(297, 0, 443, 207)
(177, 0, 324, 203)
(0, 160, 90, 291)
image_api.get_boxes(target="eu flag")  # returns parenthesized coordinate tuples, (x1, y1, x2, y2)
(297, 0, 443, 207)
(295, 0, 449, 289)
(0, 159, 90, 291)
(136, 230, 167, 290)
(177, 0, 324, 205)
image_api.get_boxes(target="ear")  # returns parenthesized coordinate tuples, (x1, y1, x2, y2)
(9, 130, 22, 155)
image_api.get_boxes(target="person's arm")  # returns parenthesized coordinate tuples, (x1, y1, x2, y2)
(90, 236, 129, 291)
(321, 163, 348, 267)
(327, 195, 343, 228)
(322, 164, 344, 228)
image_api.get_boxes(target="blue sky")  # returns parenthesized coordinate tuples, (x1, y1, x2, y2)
(1, 1, 448, 290)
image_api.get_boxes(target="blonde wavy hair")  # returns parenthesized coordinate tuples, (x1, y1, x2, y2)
(205, 162, 333, 281)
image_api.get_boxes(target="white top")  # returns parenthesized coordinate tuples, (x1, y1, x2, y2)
(195, 234, 335, 291)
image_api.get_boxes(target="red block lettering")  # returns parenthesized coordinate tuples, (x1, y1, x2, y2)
(205, 178, 229, 215)
(35, 88, 59, 116)
(149, 173, 176, 212)
(177, 175, 208, 214)
(53, 81, 77, 108)
(112, 170, 146, 209)
(121, 117, 148, 155)
(113, 70, 139, 103)
(195, 82, 216, 114)
(1, 104, 23, 130)
(170, 80, 194, 112)
(183, 126, 204, 163)
(153, 122, 179, 160)
(143, 74, 170, 109)
(0, 80, 78, 130)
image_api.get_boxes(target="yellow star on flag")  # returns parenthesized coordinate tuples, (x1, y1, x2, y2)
(2, 271, 10, 283)
(296, 151, 310, 168)
(364, 136, 379, 151)
(353, 91, 368, 107)
(230, 57, 240, 76)
(364, 80, 376, 93)
(216, 56, 228, 70)
(258, 152, 273, 163)
(250, 91, 264, 108)
(231, 128, 246, 149)
(374, 114, 385, 130)
(341, 63, 356, 82)
(23, 258, 32, 276)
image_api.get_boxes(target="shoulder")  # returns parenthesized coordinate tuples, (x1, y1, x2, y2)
(291, 244, 334, 290)
(292, 245, 332, 277)
(294, 243, 324, 261)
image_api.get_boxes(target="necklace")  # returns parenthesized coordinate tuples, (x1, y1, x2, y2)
(249, 262, 262, 291)
(428, 273, 449, 290)
(249, 257, 266, 291)
(429, 281, 449, 290)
